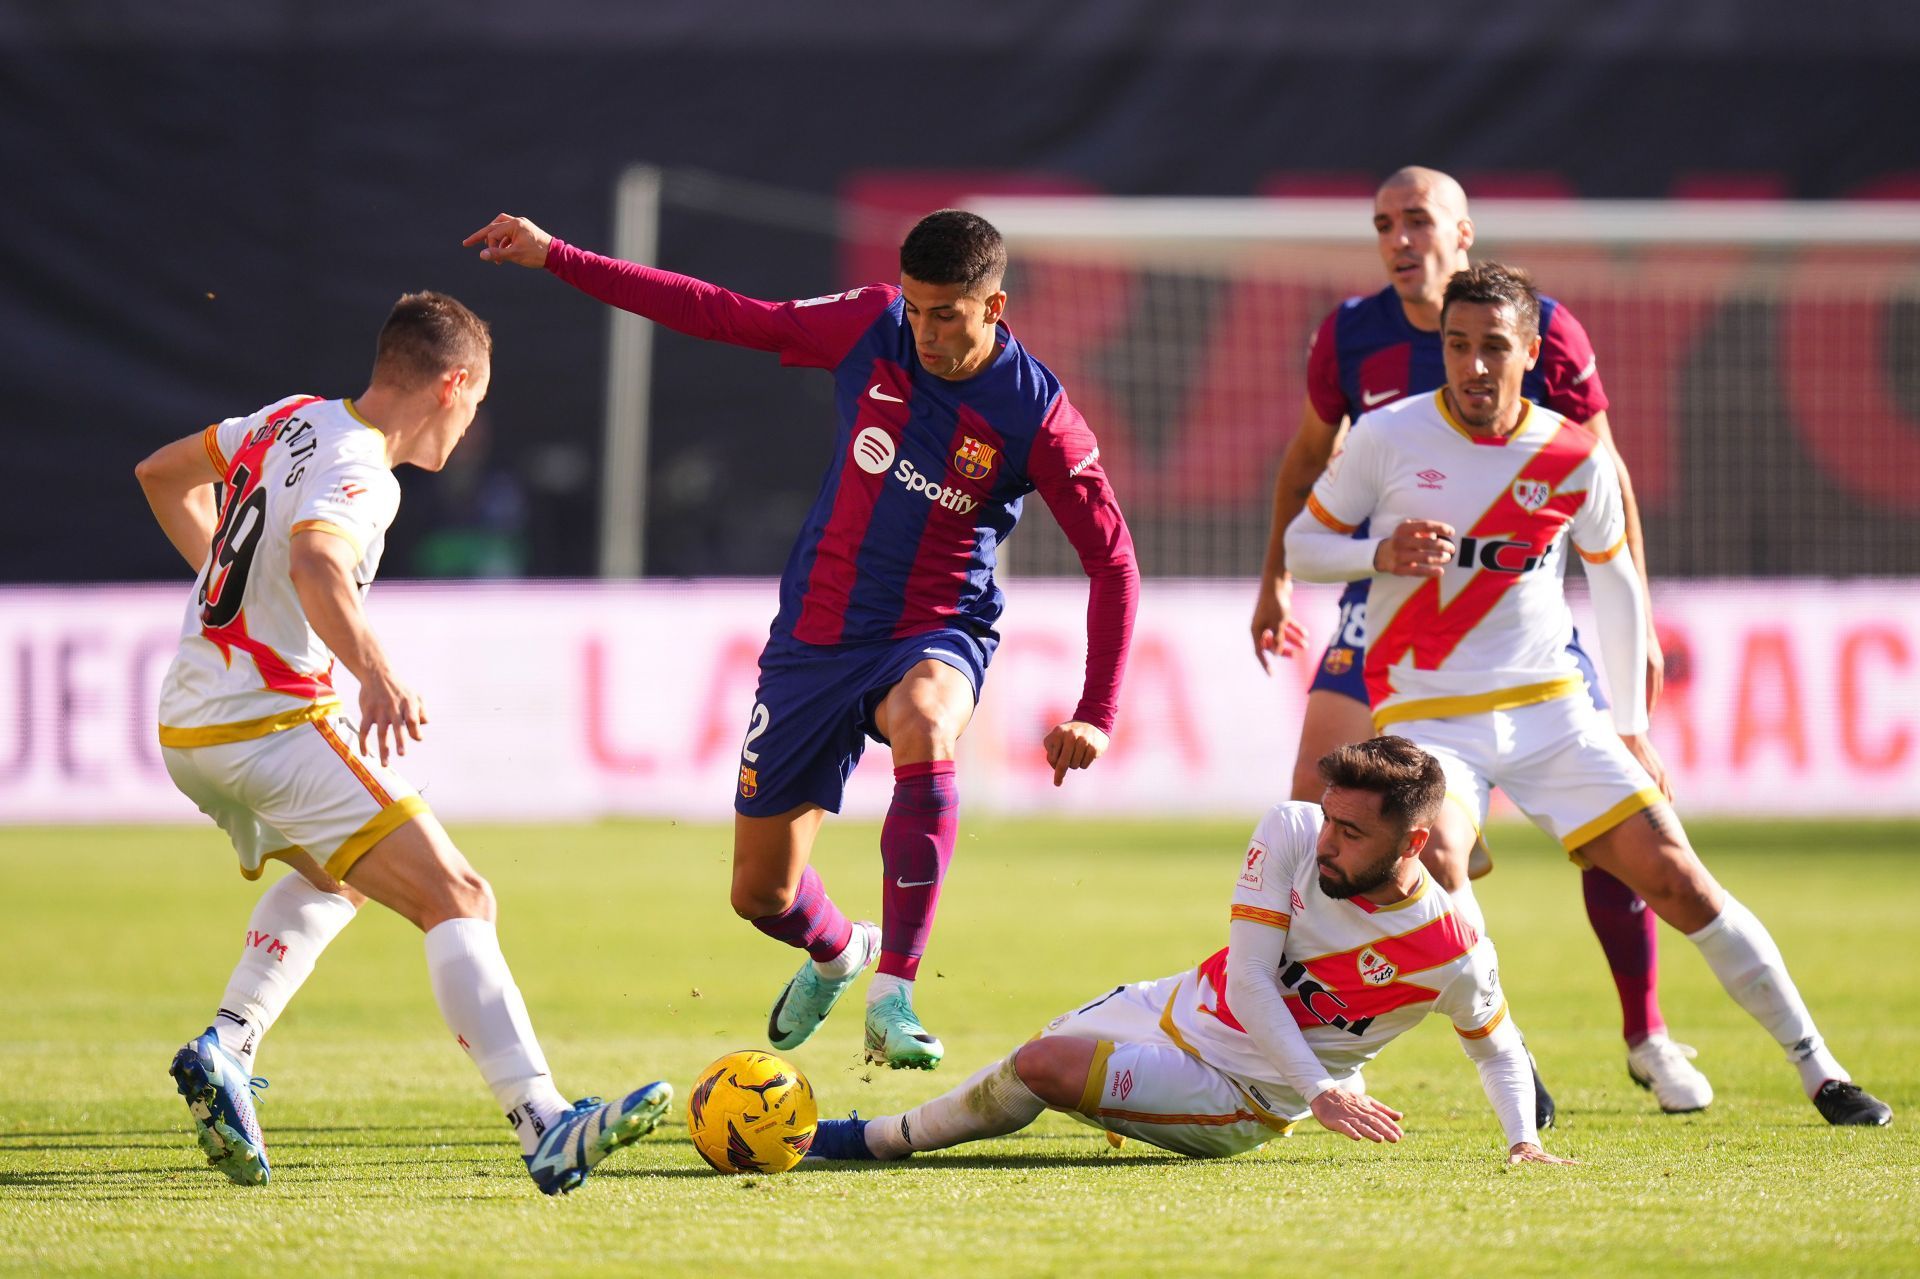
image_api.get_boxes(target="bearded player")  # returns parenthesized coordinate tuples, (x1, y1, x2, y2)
(809, 737, 1572, 1168)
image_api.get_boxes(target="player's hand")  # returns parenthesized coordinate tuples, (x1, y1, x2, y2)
(1308, 1088, 1404, 1143)
(1042, 721, 1110, 786)
(1374, 519, 1457, 579)
(463, 214, 553, 268)
(357, 669, 428, 766)
(1507, 1141, 1577, 1166)
(1250, 576, 1311, 674)
(1619, 733, 1675, 803)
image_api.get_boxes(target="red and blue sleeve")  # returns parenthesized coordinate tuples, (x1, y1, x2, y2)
(544, 238, 895, 370)
(1536, 304, 1610, 424)
(1304, 310, 1351, 426)
(1027, 394, 1140, 735)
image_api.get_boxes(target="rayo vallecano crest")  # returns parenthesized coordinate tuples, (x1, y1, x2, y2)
(1358, 946, 1397, 986)
(1512, 479, 1552, 512)
(953, 436, 998, 481)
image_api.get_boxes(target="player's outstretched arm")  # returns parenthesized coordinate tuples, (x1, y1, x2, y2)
(1249, 400, 1343, 671)
(288, 531, 426, 765)
(463, 214, 552, 268)
(134, 433, 223, 572)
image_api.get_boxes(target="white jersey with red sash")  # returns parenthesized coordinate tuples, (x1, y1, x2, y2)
(1302, 390, 1627, 729)
(1162, 802, 1508, 1112)
(158, 396, 399, 746)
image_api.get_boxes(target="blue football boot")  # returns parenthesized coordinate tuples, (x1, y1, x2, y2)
(805, 1114, 880, 1161)
(168, 1028, 269, 1187)
(524, 1081, 674, 1195)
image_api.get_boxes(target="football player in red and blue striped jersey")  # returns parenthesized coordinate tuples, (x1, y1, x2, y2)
(470, 209, 1138, 1070)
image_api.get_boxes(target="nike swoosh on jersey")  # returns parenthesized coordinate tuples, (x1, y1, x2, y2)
(869, 385, 906, 403)
(1361, 388, 1400, 407)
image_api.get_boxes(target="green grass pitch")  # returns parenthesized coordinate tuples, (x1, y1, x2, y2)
(2, 817, 1916, 1276)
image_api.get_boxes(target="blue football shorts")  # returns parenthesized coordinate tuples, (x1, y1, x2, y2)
(733, 627, 995, 817)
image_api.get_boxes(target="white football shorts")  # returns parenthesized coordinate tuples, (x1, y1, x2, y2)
(162, 709, 428, 881)
(1396, 694, 1664, 861)
(1039, 974, 1300, 1159)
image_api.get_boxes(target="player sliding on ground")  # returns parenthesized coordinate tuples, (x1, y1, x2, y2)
(809, 737, 1572, 1166)
(137, 293, 672, 1193)
(1249, 167, 1701, 1120)
(1284, 262, 1891, 1127)
(467, 209, 1139, 1070)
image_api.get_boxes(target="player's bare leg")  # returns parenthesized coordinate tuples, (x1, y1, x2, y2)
(347, 816, 672, 1192)
(864, 659, 976, 1069)
(1422, 797, 1556, 1128)
(1579, 807, 1891, 1125)
(1298, 691, 1495, 878)
(1289, 690, 1373, 801)
(737, 804, 880, 1052)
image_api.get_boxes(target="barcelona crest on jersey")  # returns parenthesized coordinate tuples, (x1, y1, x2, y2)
(953, 436, 998, 481)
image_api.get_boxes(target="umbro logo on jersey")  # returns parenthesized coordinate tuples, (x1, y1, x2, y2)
(868, 384, 906, 404)
(852, 425, 898, 475)
(1362, 388, 1400, 407)
(1290, 887, 1306, 913)
(1417, 469, 1446, 490)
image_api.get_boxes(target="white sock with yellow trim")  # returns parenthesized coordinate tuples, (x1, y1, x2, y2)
(864, 1054, 1044, 1159)
(423, 917, 570, 1156)
(1686, 895, 1846, 1098)
(213, 873, 358, 1076)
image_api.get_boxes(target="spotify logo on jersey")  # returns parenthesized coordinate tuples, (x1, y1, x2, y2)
(852, 426, 897, 475)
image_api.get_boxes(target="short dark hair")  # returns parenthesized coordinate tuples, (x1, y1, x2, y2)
(1441, 261, 1540, 339)
(1316, 735, 1447, 831)
(373, 291, 492, 388)
(899, 210, 1008, 293)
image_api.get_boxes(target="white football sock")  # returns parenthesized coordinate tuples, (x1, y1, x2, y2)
(813, 921, 875, 979)
(864, 1054, 1045, 1159)
(867, 972, 912, 1006)
(1686, 896, 1846, 1097)
(423, 917, 569, 1156)
(1448, 879, 1488, 940)
(212, 874, 358, 1075)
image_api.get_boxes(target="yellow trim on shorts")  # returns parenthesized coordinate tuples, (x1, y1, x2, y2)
(1371, 675, 1583, 730)
(1077, 1040, 1117, 1118)
(1157, 982, 1313, 1135)
(1561, 787, 1665, 854)
(239, 847, 302, 882)
(291, 519, 365, 558)
(159, 700, 340, 748)
(323, 795, 429, 881)
(1445, 790, 1484, 835)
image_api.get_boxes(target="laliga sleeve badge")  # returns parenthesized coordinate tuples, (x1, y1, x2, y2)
(1239, 843, 1266, 890)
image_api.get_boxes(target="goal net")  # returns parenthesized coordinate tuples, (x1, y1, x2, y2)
(966, 196, 1920, 581)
